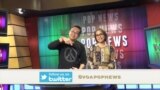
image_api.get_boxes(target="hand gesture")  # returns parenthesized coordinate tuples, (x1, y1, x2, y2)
(59, 36, 74, 46)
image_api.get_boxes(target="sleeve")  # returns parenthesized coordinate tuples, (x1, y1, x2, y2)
(79, 45, 87, 65)
(48, 40, 61, 50)
(110, 46, 116, 61)
(86, 46, 95, 69)
(87, 46, 94, 62)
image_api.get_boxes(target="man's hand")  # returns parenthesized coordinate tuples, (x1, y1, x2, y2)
(79, 64, 85, 69)
(59, 36, 74, 46)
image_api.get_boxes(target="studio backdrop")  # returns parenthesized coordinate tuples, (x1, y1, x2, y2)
(38, 6, 148, 69)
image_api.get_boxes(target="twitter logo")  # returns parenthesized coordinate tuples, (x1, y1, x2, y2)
(41, 74, 47, 80)
(39, 72, 72, 83)
(39, 72, 49, 82)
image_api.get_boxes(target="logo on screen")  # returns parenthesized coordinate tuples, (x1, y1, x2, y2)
(0, 49, 7, 63)
(0, 16, 6, 29)
(0, 84, 4, 90)
(0, 84, 9, 90)
(39, 72, 72, 83)
(0, 87, 3, 90)
(0, 49, 2, 57)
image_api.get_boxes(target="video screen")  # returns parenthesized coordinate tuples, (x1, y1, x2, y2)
(0, 10, 7, 36)
(0, 43, 9, 68)
(0, 84, 9, 90)
(145, 26, 160, 68)
(38, 6, 148, 69)
(1, 3, 160, 90)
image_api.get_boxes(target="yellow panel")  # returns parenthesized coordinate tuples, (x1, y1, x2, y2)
(8, 25, 27, 36)
(9, 47, 18, 57)
(17, 47, 30, 57)
(0, 37, 8, 43)
(19, 57, 32, 68)
(7, 25, 14, 35)
(0, 36, 15, 46)
(8, 58, 19, 68)
(8, 14, 25, 26)
(8, 57, 32, 69)
(13, 26, 27, 36)
(15, 36, 28, 46)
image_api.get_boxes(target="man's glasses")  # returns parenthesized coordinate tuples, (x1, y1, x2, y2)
(96, 33, 104, 36)
(70, 31, 79, 35)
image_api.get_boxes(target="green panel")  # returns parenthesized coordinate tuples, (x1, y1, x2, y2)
(40, 56, 59, 69)
(39, 36, 59, 56)
(38, 18, 43, 37)
(38, 15, 70, 69)
(38, 16, 52, 37)
(50, 15, 70, 36)
(146, 28, 160, 65)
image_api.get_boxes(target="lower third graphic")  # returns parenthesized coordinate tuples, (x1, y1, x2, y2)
(39, 72, 72, 82)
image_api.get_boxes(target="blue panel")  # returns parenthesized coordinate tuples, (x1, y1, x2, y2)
(34, 86, 41, 89)
(24, 85, 34, 89)
(103, 84, 111, 89)
(117, 84, 125, 89)
(14, 85, 20, 90)
(139, 84, 152, 89)
(126, 84, 138, 89)
(10, 85, 13, 90)
(153, 84, 160, 89)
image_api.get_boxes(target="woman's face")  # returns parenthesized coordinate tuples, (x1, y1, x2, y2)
(95, 30, 105, 43)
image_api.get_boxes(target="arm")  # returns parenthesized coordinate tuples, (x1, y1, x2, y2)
(48, 40, 61, 50)
(110, 46, 116, 61)
(87, 46, 94, 69)
(78, 45, 87, 69)
(48, 36, 74, 50)
(109, 46, 116, 69)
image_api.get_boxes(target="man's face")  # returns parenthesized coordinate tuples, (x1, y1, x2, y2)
(69, 27, 80, 41)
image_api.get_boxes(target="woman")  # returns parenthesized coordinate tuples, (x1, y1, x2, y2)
(88, 28, 116, 69)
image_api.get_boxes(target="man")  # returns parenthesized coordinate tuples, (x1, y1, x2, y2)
(48, 25, 87, 69)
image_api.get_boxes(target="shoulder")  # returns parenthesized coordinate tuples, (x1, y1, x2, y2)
(74, 40, 85, 50)
(74, 41, 85, 47)
(89, 44, 97, 51)
(74, 40, 84, 47)
(75, 40, 83, 45)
